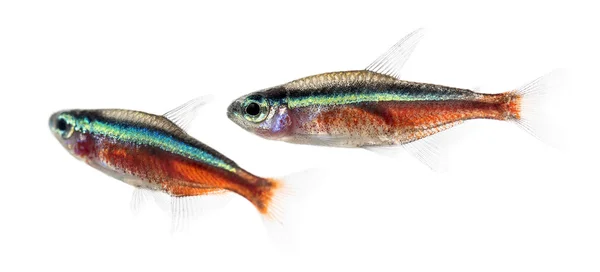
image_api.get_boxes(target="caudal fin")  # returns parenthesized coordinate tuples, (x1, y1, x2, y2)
(251, 170, 323, 246)
(507, 69, 567, 147)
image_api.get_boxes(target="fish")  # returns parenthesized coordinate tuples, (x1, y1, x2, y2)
(227, 28, 561, 169)
(49, 97, 294, 227)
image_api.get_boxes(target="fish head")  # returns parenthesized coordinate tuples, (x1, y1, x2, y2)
(49, 110, 95, 160)
(227, 91, 292, 140)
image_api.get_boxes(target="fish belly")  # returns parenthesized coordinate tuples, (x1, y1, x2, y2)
(92, 139, 226, 196)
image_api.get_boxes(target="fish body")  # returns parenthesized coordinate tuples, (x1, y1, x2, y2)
(227, 28, 554, 168)
(49, 105, 279, 215)
(228, 70, 520, 147)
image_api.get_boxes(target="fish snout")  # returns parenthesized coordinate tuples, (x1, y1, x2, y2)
(227, 100, 242, 120)
(49, 112, 60, 132)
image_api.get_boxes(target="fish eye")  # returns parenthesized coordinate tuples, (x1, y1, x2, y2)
(245, 102, 260, 116)
(242, 95, 269, 123)
(57, 119, 67, 131)
(56, 117, 74, 139)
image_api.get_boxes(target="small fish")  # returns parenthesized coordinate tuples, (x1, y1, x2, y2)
(227, 29, 560, 169)
(49, 97, 291, 225)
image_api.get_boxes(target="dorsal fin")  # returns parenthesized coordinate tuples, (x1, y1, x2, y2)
(163, 95, 212, 131)
(365, 28, 425, 79)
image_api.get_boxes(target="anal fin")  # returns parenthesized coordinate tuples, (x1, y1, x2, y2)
(169, 189, 233, 233)
(130, 186, 233, 233)
(364, 121, 462, 171)
(130, 187, 152, 216)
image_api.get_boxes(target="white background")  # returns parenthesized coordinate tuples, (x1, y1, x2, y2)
(1, 1, 598, 271)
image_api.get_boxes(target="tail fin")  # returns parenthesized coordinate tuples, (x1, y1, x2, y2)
(251, 170, 323, 246)
(506, 69, 567, 147)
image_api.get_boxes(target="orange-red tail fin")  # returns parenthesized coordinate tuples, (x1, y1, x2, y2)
(507, 69, 567, 147)
(505, 92, 522, 120)
(248, 170, 325, 246)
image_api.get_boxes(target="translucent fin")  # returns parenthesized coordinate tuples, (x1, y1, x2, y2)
(130, 188, 172, 213)
(130, 188, 152, 216)
(365, 28, 425, 79)
(163, 95, 213, 131)
(259, 169, 326, 247)
(510, 69, 567, 148)
(364, 136, 447, 172)
(131, 187, 232, 232)
(170, 191, 232, 233)
(403, 137, 447, 172)
(363, 122, 462, 171)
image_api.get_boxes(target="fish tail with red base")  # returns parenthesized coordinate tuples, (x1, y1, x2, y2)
(503, 92, 522, 120)
(253, 171, 321, 245)
(504, 70, 566, 146)
(254, 175, 307, 223)
(255, 178, 284, 221)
